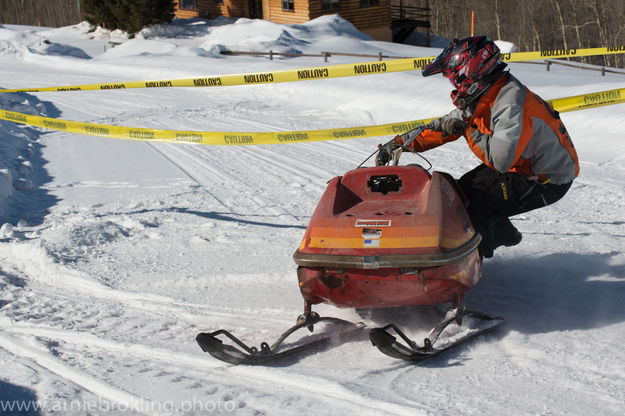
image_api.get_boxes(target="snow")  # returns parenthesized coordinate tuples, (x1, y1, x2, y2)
(494, 40, 517, 53)
(1, 15, 624, 415)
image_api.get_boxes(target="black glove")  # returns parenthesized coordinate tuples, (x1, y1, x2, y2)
(439, 118, 466, 136)
(375, 144, 391, 166)
(375, 139, 401, 166)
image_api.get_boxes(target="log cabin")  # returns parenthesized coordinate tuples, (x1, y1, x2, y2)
(175, 0, 392, 41)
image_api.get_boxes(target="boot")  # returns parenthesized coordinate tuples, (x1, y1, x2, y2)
(493, 217, 522, 248)
(475, 222, 495, 259)
(476, 217, 522, 259)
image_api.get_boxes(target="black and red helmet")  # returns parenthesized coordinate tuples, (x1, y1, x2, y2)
(422, 36, 507, 108)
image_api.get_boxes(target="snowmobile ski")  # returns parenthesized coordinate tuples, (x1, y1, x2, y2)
(369, 306, 503, 362)
(196, 312, 364, 365)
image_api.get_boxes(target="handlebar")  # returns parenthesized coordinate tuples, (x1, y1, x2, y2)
(356, 123, 433, 170)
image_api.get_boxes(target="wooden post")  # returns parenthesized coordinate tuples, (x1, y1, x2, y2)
(378, 52, 383, 61)
(545, 61, 551, 71)
(269, 50, 273, 60)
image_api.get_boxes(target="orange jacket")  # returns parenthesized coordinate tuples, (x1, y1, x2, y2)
(404, 73, 579, 184)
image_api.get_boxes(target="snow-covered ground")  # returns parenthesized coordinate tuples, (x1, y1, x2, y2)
(1, 16, 624, 415)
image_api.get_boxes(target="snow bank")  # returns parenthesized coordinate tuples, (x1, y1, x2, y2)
(0, 40, 29, 59)
(495, 40, 518, 53)
(197, 15, 369, 55)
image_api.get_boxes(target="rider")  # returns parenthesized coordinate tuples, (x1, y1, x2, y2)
(377, 35, 579, 258)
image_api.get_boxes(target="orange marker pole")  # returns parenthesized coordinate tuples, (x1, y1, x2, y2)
(471, 11, 475, 36)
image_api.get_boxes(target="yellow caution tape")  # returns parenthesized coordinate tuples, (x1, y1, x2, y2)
(502, 46, 625, 62)
(0, 60, 418, 93)
(1, 87, 623, 145)
(0, 108, 436, 145)
(548, 87, 625, 112)
(1, 46, 624, 93)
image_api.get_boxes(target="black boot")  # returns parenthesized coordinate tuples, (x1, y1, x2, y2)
(493, 217, 522, 248)
(475, 223, 495, 259)
(476, 217, 522, 259)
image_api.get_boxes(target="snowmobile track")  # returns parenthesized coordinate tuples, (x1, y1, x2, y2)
(0, 323, 425, 416)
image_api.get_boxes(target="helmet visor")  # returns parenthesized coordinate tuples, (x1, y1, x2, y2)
(421, 40, 458, 77)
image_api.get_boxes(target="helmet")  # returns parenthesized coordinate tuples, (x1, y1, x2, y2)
(422, 36, 507, 109)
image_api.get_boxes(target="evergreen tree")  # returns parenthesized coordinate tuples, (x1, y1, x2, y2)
(81, 0, 175, 35)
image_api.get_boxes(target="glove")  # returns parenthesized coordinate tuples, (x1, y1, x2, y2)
(439, 118, 466, 136)
(375, 145, 391, 166)
(375, 136, 402, 166)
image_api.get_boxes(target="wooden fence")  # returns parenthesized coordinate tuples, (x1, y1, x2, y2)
(221, 49, 625, 76)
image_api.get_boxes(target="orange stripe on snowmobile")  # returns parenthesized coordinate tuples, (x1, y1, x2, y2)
(308, 236, 441, 249)
(309, 225, 439, 238)
(308, 225, 442, 248)
(308, 235, 467, 250)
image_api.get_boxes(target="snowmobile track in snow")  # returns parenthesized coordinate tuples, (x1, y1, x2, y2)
(0, 322, 426, 416)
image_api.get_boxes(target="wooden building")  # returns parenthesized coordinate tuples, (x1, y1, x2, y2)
(175, 0, 391, 41)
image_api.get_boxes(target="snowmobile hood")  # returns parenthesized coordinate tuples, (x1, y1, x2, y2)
(294, 165, 477, 266)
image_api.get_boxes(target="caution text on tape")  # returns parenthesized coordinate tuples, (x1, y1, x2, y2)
(1, 87, 623, 145)
(1, 46, 624, 93)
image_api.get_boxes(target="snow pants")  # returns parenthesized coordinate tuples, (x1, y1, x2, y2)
(457, 164, 572, 257)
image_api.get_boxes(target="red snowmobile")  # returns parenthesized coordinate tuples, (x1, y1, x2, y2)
(197, 126, 502, 364)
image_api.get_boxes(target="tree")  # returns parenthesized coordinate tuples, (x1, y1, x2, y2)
(0, 0, 82, 27)
(81, 0, 175, 35)
(426, 0, 625, 68)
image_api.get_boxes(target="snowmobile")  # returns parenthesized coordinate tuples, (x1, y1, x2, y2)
(196, 125, 503, 364)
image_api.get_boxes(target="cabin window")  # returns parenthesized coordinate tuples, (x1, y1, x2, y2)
(179, 0, 197, 10)
(359, 0, 379, 6)
(322, 0, 340, 11)
(282, 0, 295, 11)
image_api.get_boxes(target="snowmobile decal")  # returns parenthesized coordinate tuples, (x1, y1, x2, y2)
(355, 219, 391, 227)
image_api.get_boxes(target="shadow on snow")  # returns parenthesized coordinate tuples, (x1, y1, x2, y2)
(0, 91, 61, 227)
(0, 380, 41, 415)
(472, 251, 625, 334)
